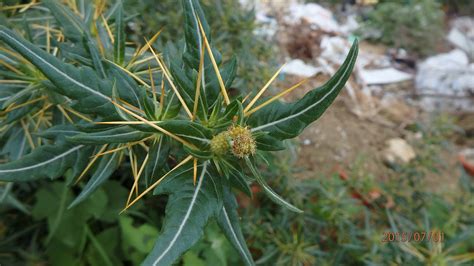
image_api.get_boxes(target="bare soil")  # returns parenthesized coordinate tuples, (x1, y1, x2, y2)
(271, 73, 468, 190)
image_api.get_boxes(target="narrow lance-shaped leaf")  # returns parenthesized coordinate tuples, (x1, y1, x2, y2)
(35, 125, 83, 140)
(181, 0, 211, 69)
(144, 137, 170, 186)
(85, 36, 107, 78)
(143, 161, 223, 266)
(0, 142, 85, 182)
(68, 126, 150, 144)
(245, 158, 303, 213)
(114, 0, 125, 65)
(248, 40, 359, 140)
(0, 26, 118, 119)
(42, 0, 87, 42)
(133, 120, 212, 150)
(216, 187, 255, 266)
(69, 150, 120, 208)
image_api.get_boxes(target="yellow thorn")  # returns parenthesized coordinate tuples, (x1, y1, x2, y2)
(94, 145, 127, 157)
(101, 15, 115, 44)
(3, 96, 46, 114)
(128, 146, 138, 187)
(0, 47, 28, 64)
(95, 121, 149, 125)
(159, 72, 165, 115)
(118, 98, 145, 115)
(30, 24, 63, 34)
(20, 119, 35, 149)
(94, 0, 106, 20)
(145, 39, 193, 119)
(105, 59, 151, 88)
(76, 144, 109, 184)
(197, 18, 230, 105)
(0, 58, 23, 75)
(130, 56, 158, 68)
(245, 79, 308, 117)
(127, 28, 164, 68)
(109, 99, 197, 149)
(243, 64, 286, 113)
(52, 33, 63, 57)
(0, 80, 29, 84)
(62, 106, 93, 123)
(192, 45, 204, 121)
(126, 152, 150, 205)
(242, 91, 252, 104)
(31, 103, 53, 119)
(93, 23, 105, 56)
(149, 66, 157, 103)
(193, 158, 198, 186)
(121, 155, 193, 213)
(56, 105, 74, 124)
(0, 1, 38, 12)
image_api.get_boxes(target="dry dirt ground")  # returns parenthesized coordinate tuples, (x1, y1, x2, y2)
(271, 74, 471, 192)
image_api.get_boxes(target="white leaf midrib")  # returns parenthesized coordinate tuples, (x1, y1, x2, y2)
(85, 152, 118, 190)
(0, 30, 111, 102)
(0, 145, 83, 173)
(86, 130, 142, 139)
(251, 50, 356, 133)
(222, 206, 253, 265)
(152, 161, 208, 266)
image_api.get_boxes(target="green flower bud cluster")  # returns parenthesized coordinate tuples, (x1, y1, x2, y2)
(210, 125, 256, 158)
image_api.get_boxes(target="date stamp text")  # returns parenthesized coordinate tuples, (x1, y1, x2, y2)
(382, 231, 444, 243)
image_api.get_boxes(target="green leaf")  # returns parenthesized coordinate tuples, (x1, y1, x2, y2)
(114, 0, 125, 65)
(85, 36, 107, 78)
(254, 133, 285, 151)
(136, 120, 212, 150)
(42, 0, 87, 42)
(248, 40, 359, 140)
(245, 157, 303, 213)
(181, 0, 211, 70)
(0, 142, 85, 182)
(69, 150, 120, 208)
(144, 137, 170, 186)
(68, 126, 149, 144)
(216, 188, 255, 266)
(144, 161, 222, 265)
(35, 125, 83, 140)
(106, 61, 149, 110)
(0, 26, 118, 119)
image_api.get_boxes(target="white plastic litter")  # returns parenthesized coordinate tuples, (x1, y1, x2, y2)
(416, 49, 474, 111)
(281, 59, 322, 77)
(447, 17, 474, 59)
(320, 36, 351, 65)
(416, 49, 473, 95)
(360, 68, 413, 85)
(286, 3, 341, 33)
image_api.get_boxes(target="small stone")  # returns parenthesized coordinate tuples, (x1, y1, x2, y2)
(383, 138, 416, 164)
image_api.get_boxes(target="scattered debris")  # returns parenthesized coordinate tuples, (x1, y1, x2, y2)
(360, 68, 413, 85)
(286, 3, 341, 33)
(281, 59, 322, 77)
(383, 138, 416, 164)
(415, 49, 474, 111)
(447, 17, 474, 59)
(320, 36, 351, 65)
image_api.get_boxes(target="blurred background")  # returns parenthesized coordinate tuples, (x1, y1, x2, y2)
(1, 0, 473, 265)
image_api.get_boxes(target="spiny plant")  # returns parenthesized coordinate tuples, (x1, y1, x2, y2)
(0, 0, 358, 265)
